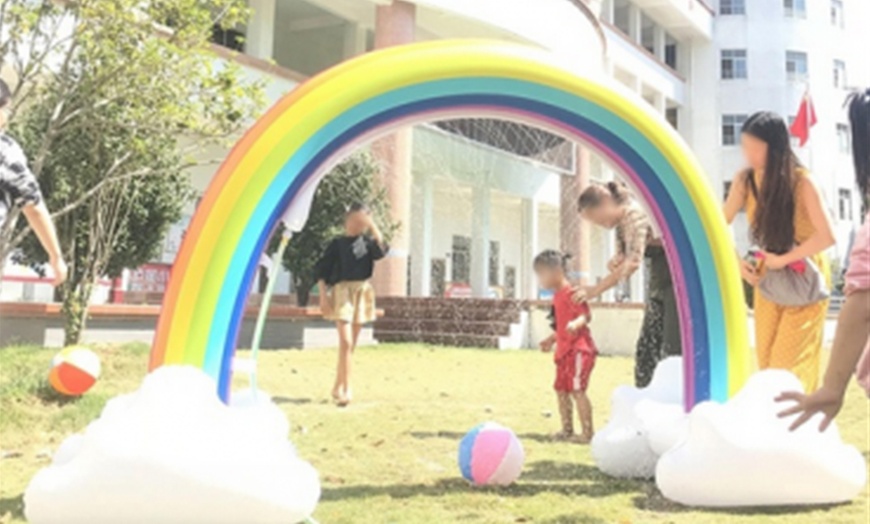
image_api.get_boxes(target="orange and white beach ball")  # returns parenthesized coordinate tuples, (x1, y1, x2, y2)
(49, 347, 101, 396)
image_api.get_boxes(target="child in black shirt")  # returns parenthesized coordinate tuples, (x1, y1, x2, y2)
(315, 203, 388, 406)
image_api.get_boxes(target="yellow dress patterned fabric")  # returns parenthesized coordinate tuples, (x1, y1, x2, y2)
(745, 169, 830, 392)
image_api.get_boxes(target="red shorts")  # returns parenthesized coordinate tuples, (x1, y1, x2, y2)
(554, 350, 596, 392)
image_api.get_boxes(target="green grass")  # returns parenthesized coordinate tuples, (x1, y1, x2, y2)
(0, 343, 868, 523)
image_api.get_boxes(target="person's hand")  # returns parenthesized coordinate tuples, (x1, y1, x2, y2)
(50, 256, 68, 287)
(566, 319, 581, 334)
(761, 251, 788, 270)
(775, 386, 845, 432)
(319, 294, 333, 317)
(572, 285, 590, 303)
(739, 259, 759, 286)
(539, 337, 554, 353)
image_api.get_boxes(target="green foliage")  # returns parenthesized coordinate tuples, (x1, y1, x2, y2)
(1, 0, 266, 343)
(279, 153, 399, 305)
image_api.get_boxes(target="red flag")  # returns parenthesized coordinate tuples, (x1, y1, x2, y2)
(790, 91, 817, 147)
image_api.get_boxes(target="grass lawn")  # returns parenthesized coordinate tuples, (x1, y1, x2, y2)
(0, 343, 868, 523)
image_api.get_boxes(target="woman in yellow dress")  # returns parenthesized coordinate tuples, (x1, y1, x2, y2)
(723, 111, 836, 392)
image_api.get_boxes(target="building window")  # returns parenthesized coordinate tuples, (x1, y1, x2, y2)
(504, 267, 516, 299)
(833, 60, 847, 89)
(831, 0, 845, 28)
(210, 25, 244, 52)
(784, 0, 806, 18)
(451, 236, 471, 284)
(430, 259, 446, 298)
(786, 51, 808, 81)
(722, 114, 748, 146)
(641, 14, 656, 54)
(838, 189, 853, 221)
(720, 0, 745, 15)
(665, 34, 678, 70)
(666, 107, 678, 130)
(613, 0, 631, 37)
(489, 241, 500, 287)
(721, 49, 748, 79)
(837, 123, 851, 154)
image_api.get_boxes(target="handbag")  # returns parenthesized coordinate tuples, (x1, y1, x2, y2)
(758, 257, 830, 307)
(747, 170, 829, 306)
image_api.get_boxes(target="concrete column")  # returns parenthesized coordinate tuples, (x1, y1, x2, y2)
(409, 173, 434, 297)
(602, 0, 615, 24)
(628, 4, 642, 45)
(560, 146, 592, 284)
(653, 25, 666, 62)
(374, 1, 416, 47)
(523, 198, 540, 300)
(370, 1, 416, 297)
(654, 92, 667, 116)
(470, 185, 491, 298)
(343, 22, 367, 59)
(246, 0, 276, 60)
(633, 76, 643, 96)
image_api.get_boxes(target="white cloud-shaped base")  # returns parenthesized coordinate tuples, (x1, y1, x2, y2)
(591, 357, 684, 478)
(657, 370, 867, 507)
(25, 366, 320, 523)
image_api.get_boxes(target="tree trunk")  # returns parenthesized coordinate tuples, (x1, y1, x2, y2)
(0, 243, 6, 296)
(62, 281, 92, 346)
(295, 276, 312, 307)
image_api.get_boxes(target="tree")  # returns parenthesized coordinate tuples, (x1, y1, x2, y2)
(281, 153, 399, 306)
(2, 0, 266, 344)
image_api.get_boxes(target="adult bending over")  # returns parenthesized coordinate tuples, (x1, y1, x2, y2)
(778, 89, 870, 430)
(723, 111, 835, 393)
(315, 203, 388, 407)
(576, 181, 680, 387)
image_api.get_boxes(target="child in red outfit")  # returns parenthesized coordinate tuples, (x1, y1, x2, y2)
(535, 249, 597, 443)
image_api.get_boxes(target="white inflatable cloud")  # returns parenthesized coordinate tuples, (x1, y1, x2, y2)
(25, 366, 320, 524)
(591, 357, 685, 478)
(657, 370, 867, 507)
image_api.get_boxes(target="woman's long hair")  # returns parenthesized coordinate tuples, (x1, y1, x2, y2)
(847, 88, 870, 205)
(741, 111, 802, 254)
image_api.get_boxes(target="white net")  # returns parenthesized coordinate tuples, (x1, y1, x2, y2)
(258, 116, 639, 350)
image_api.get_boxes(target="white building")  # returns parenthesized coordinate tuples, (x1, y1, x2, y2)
(3, 0, 867, 305)
(686, 0, 870, 264)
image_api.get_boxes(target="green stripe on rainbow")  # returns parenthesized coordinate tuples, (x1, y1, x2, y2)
(149, 40, 751, 409)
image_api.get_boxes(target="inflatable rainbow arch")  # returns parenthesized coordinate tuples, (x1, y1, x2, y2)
(149, 41, 751, 410)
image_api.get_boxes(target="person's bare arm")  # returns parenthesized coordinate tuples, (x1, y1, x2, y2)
(578, 258, 641, 302)
(761, 177, 836, 269)
(21, 201, 67, 285)
(364, 214, 384, 247)
(722, 171, 759, 286)
(723, 170, 748, 225)
(539, 333, 556, 352)
(574, 209, 645, 302)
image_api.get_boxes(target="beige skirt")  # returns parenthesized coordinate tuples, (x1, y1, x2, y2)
(326, 280, 376, 324)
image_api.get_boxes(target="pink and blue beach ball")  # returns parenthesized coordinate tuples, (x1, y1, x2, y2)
(458, 422, 525, 486)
